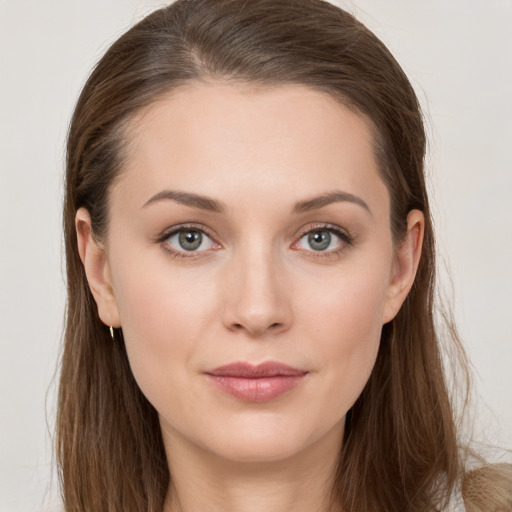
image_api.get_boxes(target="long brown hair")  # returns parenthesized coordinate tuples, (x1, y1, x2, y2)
(58, 1, 512, 511)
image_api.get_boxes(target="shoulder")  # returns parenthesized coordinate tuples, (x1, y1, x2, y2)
(461, 463, 512, 512)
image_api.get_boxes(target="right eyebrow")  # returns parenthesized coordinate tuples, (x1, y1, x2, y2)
(142, 190, 227, 214)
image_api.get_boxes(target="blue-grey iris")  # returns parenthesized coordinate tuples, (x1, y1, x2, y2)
(178, 230, 202, 251)
(308, 231, 331, 251)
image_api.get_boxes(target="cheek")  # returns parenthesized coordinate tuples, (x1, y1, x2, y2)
(110, 252, 219, 405)
(297, 253, 390, 343)
(293, 256, 391, 408)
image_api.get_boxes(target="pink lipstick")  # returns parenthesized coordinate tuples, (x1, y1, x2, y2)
(205, 362, 308, 402)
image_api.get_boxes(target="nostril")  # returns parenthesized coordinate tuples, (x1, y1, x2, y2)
(229, 321, 284, 335)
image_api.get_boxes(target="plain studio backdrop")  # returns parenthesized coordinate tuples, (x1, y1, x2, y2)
(0, 1, 511, 511)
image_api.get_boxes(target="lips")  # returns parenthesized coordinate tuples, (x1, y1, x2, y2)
(204, 362, 308, 402)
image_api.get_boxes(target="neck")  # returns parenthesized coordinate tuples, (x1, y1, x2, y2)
(162, 423, 344, 512)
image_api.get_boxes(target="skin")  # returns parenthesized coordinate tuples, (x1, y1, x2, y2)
(76, 83, 424, 512)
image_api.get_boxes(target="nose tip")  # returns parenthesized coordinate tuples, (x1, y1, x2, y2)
(221, 256, 292, 338)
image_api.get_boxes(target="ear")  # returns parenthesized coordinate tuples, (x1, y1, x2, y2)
(382, 209, 425, 324)
(75, 207, 121, 328)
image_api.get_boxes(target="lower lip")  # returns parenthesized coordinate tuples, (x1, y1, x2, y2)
(206, 374, 306, 402)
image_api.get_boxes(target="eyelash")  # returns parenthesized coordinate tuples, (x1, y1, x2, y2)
(155, 223, 353, 260)
(292, 223, 353, 260)
(156, 223, 220, 259)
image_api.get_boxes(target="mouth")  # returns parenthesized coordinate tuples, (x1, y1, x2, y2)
(204, 361, 309, 402)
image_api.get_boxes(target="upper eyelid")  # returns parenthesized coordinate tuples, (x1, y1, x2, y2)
(157, 223, 218, 243)
(296, 223, 352, 240)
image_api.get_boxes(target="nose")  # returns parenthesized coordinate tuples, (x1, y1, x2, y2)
(221, 246, 292, 338)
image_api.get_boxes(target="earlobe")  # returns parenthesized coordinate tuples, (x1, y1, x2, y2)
(382, 209, 424, 324)
(75, 207, 121, 328)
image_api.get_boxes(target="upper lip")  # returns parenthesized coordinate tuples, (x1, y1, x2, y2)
(205, 361, 308, 378)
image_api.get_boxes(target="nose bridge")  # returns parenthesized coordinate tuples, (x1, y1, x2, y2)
(222, 237, 291, 336)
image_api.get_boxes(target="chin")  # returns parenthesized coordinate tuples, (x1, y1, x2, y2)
(208, 438, 311, 464)
(190, 413, 344, 464)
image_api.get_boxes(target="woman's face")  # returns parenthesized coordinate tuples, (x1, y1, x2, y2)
(79, 83, 422, 463)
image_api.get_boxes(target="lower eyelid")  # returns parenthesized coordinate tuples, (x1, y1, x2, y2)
(297, 235, 342, 252)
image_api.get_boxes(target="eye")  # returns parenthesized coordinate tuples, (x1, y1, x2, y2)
(164, 227, 217, 253)
(295, 227, 350, 253)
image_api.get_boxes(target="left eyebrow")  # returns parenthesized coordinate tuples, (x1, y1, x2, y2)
(292, 191, 372, 216)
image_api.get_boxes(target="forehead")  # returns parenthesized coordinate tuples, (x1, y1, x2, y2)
(114, 82, 388, 216)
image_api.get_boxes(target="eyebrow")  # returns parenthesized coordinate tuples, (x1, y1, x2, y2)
(142, 190, 227, 213)
(292, 191, 372, 215)
(142, 189, 371, 216)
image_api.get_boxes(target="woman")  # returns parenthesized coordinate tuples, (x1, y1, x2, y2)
(57, 0, 512, 511)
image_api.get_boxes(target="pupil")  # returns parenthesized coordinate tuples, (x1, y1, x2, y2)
(308, 231, 331, 251)
(179, 230, 202, 250)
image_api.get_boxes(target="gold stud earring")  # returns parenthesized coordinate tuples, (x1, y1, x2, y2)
(109, 326, 114, 339)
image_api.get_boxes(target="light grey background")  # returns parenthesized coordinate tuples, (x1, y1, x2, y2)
(1, 1, 511, 511)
